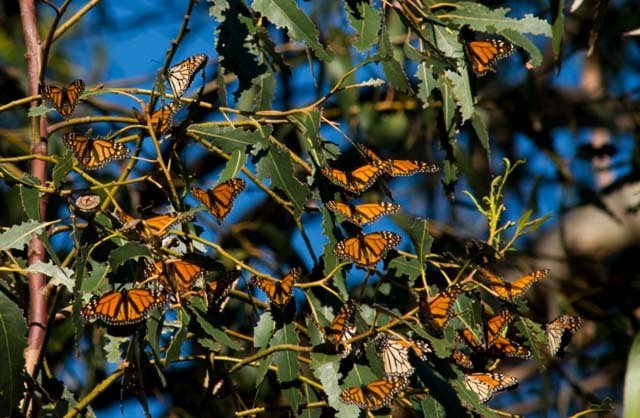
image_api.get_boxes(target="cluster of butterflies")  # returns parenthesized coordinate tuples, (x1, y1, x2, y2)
(323, 143, 438, 267)
(40, 53, 208, 169)
(335, 268, 583, 410)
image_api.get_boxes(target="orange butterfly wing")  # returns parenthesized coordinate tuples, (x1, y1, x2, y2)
(334, 231, 401, 267)
(62, 133, 129, 170)
(419, 285, 463, 331)
(40, 79, 85, 118)
(252, 267, 299, 307)
(149, 259, 205, 295)
(82, 288, 165, 326)
(481, 269, 548, 301)
(465, 39, 515, 76)
(167, 53, 207, 98)
(326, 201, 400, 226)
(322, 160, 390, 194)
(355, 143, 438, 177)
(339, 376, 408, 410)
(324, 298, 357, 347)
(192, 178, 246, 223)
(463, 372, 518, 403)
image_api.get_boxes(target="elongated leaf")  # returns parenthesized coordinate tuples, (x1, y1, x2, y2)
(471, 110, 489, 152)
(188, 124, 270, 154)
(52, 151, 74, 186)
(165, 309, 190, 367)
(19, 185, 40, 221)
(624, 333, 640, 418)
(444, 2, 551, 37)
(254, 311, 275, 349)
(271, 322, 301, 407)
(0, 291, 27, 413)
(378, 26, 411, 93)
(0, 220, 56, 252)
(345, 1, 381, 52)
(310, 353, 359, 418)
(108, 242, 151, 271)
(421, 396, 446, 417)
(218, 149, 247, 182)
(192, 308, 242, 350)
(253, 0, 333, 62)
(27, 261, 74, 292)
(444, 69, 473, 123)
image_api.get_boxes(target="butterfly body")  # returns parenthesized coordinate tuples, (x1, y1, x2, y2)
(376, 334, 432, 377)
(356, 143, 439, 177)
(334, 231, 401, 267)
(322, 160, 391, 194)
(167, 54, 207, 98)
(204, 269, 240, 311)
(323, 298, 357, 354)
(463, 372, 518, 403)
(546, 314, 583, 356)
(457, 311, 531, 359)
(81, 288, 166, 326)
(339, 376, 408, 410)
(117, 211, 194, 242)
(419, 285, 463, 333)
(40, 79, 85, 118)
(480, 268, 548, 301)
(326, 201, 400, 226)
(62, 133, 130, 170)
(463, 37, 515, 76)
(252, 267, 299, 308)
(147, 258, 206, 296)
(133, 101, 182, 136)
(192, 178, 246, 223)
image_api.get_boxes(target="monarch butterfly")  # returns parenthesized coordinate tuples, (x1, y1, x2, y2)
(191, 178, 246, 223)
(166, 53, 207, 98)
(81, 288, 166, 326)
(546, 314, 583, 356)
(146, 258, 206, 296)
(339, 376, 408, 410)
(62, 132, 130, 170)
(376, 334, 432, 377)
(452, 349, 474, 369)
(463, 372, 518, 404)
(457, 311, 531, 359)
(356, 144, 439, 177)
(133, 101, 182, 136)
(326, 201, 400, 226)
(459, 25, 516, 77)
(479, 268, 548, 301)
(334, 231, 401, 267)
(40, 79, 85, 118)
(321, 160, 391, 195)
(251, 267, 299, 308)
(323, 298, 357, 354)
(204, 269, 240, 311)
(418, 285, 463, 332)
(116, 211, 194, 242)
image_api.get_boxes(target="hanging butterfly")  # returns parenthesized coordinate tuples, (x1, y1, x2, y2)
(339, 376, 408, 410)
(334, 231, 401, 267)
(322, 298, 358, 355)
(40, 79, 85, 118)
(457, 311, 532, 359)
(133, 101, 182, 136)
(251, 267, 299, 308)
(116, 210, 194, 242)
(479, 268, 548, 301)
(418, 285, 463, 334)
(326, 200, 400, 226)
(321, 160, 391, 195)
(166, 53, 207, 98)
(81, 288, 166, 326)
(356, 143, 439, 177)
(191, 178, 246, 223)
(203, 269, 240, 311)
(546, 314, 583, 356)
(451, 349, 474, 369)
(460, 26, 515, 77)
(62, 132, 130, 170)
(375, 334, 432, 377)
(463, 372, 518, 404)
(146, 258, 206, 297)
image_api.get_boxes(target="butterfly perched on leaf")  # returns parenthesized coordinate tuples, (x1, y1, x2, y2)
(479, 268, 548, 301)
(251, 267, 299, 308)
(146, 258, 206, 297)
(460, 26, 515, 77)
(166, 53, 207, 98)
(463, 372, 518, 404)
(457, 311, 532, 359)
(133, 101, 182, 136)
(322, 298, 358, 355)
(40, 79, 85, 118)
(334, 231, 401, 267)
(62, 132, 130, 170)
(546, 314, 583, 356)
(356, 143, 439, 177)
(375, 334, 432, 377)
(452, 349, 474, 369)
(326, 200, 400, 226)
(192, 178, 246, 223)
(116, 210, 194, 242)
(340, 376, 408, 410)
(203, 269, 240, 311)
(418, 285, 463, 333)
(81, 288, 166, 326)
(321, 160, 391, 195)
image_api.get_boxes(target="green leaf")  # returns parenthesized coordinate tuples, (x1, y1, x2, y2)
(416, 60, 437, 109)
(192, 308, 242, 351)
(52, 151, 74, 186)
(218, 149, 247, 182)
(271, 322, 301, 407)
(80, 257, 109, 295)
(253, 0, 333, 62)
(0, 220, 57, 252)
(378, 26, 411, 93)
(26, 261, 74, 292)
(254, 137, 310, 219)
(408, 218, 433, 265)
(188, 124, 271, 154)
(624, 333, 640, 418)
(310, 353, 359, 418)
(550, 0, 565, 57)
(345, 2, 381, 52)
(502, 29, 544, 67)
(254, 311, 275, 349)
(420, 396, 446, 417)
(444, 2, 552, 37)
(515, 317, 547, 367)
(103, 335, 127, 364)
(237, 73, 276, 112)
(255, 353, 272, 388)
(444, 70, 473, 122)
(164, 308, 190, 367)
(0, 291, 27, 413)
(471, 110, 490, 152)
(107, 242, 151, 271)
(27, 105, 50, 117)
(387, 255, 422, 288)
(19, 185, 40, 221)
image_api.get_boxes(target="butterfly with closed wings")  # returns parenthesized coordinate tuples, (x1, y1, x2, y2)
(463, 372, 518, 403)
(322, 298, 357, 355)
(133, 101, 182, 137)
(166, 54, 207, 98)
(546, 314, 583, 356)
